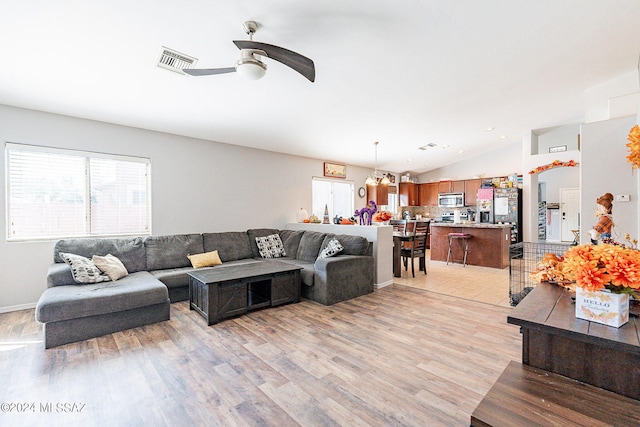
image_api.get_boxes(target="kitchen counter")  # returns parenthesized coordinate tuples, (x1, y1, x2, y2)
(430, 223, 511, 268)
(430, 222, 511, 229)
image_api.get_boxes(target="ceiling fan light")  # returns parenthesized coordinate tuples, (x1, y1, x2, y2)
(380, 175, 390, 185)
(236, 59, 266, 80)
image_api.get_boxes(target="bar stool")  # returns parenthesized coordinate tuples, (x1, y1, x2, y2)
(447, 233, 472, 266)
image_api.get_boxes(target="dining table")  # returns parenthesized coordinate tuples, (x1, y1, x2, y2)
(392, 231, 426, 277)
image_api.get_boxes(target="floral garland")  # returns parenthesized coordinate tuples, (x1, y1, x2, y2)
(528, 159, 577, 175)
(626, 124, 640, 169)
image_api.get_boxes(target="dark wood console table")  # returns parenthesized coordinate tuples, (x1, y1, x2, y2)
(471, 283, 640, 426)
(507, 282, 640, 400)
(188, 261, 301, 325)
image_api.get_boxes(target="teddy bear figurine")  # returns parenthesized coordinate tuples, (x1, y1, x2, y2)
(588, 192, 614, 244)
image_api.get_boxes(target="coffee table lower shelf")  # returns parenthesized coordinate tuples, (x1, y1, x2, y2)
(188, 262, 301, 325)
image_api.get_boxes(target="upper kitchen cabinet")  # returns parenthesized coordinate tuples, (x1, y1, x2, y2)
(399, 182, 418, 206)
(464, 179, 482, 206)
(366, 184, 389, 205)
(418, 183, 438, 206)
(438, 180, 465, 193)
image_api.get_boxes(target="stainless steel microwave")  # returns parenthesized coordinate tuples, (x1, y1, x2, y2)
(438, 192, 465, 208)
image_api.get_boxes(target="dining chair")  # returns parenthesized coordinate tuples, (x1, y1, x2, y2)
(390, 219, 407, 234)
(401, 221, 428, 277)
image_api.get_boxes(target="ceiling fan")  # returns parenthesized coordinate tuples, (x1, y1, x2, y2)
(183, 21, 315, 82)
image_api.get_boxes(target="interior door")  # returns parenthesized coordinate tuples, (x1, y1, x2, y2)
(560, 188, 580, 242)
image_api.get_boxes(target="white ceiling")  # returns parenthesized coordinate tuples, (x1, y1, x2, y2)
(1, 1, 639, 174)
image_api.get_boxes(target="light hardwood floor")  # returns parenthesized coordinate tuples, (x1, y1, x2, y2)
(396, 250, 512, 307)
(0, 283, 521, 427)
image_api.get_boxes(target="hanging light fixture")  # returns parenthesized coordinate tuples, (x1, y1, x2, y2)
(365, 141, 390, 186)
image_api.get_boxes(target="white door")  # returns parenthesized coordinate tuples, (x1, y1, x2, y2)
(560, 188, 580, 242)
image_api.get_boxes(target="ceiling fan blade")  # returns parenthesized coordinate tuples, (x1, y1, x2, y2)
(233, 40, 315, 82)
(183, 67, 236, 76)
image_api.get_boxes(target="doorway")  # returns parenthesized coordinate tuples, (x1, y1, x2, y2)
(560, 188, 580, 242)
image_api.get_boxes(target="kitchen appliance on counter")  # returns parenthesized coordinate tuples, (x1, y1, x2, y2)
(476, 188, 494, 223)
(438, 192, 465, 208)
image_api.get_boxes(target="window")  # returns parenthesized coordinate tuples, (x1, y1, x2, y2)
(385, 193, 399, 215)
(6, 143, 151, 241)
(312, 178, 354, 220)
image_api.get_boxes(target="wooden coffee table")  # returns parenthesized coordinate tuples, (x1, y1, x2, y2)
(188, 261, 301, 325)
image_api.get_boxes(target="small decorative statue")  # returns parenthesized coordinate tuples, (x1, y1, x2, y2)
(355, 200, 378, 225)
(322, 204, 330, 224)
(588, 192, 614, 244)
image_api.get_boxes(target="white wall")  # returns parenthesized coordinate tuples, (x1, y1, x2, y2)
(536, 124, 580, 154)
(418, 141, 523, 183)
(0, 105, 374, 311)
(580, 116, 639, 244)
(539, 167, 580, 203)
(585, 70, 639, 123)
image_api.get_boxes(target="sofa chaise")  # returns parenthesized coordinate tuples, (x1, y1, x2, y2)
(36, 228, 374, 348)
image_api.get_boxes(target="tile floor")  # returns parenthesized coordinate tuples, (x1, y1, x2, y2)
(394, 250, 512, 308)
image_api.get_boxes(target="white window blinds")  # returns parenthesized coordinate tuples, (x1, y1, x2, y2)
(6, 143, 151, 240)
(312, 178, 354, 220)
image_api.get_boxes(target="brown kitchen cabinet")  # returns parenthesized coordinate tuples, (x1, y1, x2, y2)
(366, 184, 389, 205)
(464, 179, 482, 206)
(399, 182, 418, 206)
(438, 180, 465, 193)
(418, 183, 438, 206)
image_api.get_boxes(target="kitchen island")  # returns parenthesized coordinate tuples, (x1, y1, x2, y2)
(430, 222, 512, 268)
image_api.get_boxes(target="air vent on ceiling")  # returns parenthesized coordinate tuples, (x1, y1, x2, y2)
(418, 143, 437, 150)
(157, 47, 197, 74)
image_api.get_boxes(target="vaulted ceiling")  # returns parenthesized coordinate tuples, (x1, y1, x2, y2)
(1, 1, 639, 174)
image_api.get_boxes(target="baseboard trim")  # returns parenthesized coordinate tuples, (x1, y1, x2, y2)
(375, 280, 394, 289)
(0, 302, 37, 314)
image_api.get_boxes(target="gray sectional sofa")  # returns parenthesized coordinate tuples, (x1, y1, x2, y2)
(36, 228, 374, 348)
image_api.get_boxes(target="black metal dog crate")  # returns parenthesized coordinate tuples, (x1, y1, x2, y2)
(509, 242, 572, 306)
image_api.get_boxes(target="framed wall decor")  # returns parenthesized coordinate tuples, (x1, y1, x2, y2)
(324, 162, 346, 178)
(549, 145, 567, 153)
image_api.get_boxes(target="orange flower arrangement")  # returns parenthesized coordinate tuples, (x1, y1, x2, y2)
(373, 211, 392, 222)
(626, 124, 640, 169)
(533, 244, 640, 298)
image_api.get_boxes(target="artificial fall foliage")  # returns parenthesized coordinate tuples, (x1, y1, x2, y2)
(531, 243, 640, 298)
(373, 211, 392, 222)
(626, 124, 640, 169)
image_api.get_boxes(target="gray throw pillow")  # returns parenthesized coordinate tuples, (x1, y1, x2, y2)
(59, 252, 111, 284)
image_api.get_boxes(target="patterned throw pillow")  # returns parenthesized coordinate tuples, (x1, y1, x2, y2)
(318, 238, 344, 259)
(255, 234, 286, 258)
(59, 252, 111, 284)
(92, 254, 129, 281)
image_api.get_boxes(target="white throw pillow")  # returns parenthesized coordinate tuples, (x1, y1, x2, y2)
(92, 254, 129, 281)
(255, 234, 286, 258)
(318, 238, 344, 259)
(59, 252, 111, 284)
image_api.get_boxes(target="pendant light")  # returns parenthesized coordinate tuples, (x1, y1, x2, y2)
(365, 141, 390, 186)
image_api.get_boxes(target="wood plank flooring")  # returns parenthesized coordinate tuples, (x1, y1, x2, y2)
(0, 284, 521, 427)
